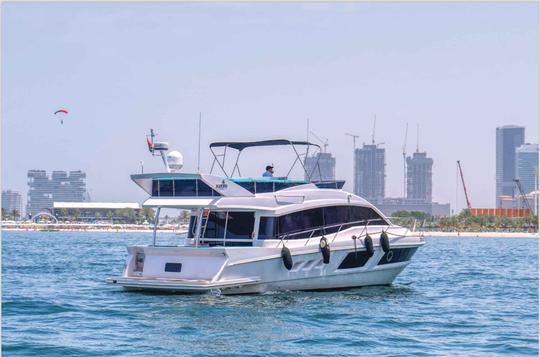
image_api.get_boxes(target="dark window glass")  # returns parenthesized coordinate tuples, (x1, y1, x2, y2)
(164, 263, 182, 272)
(258, 217, 277, 239)
(152, 180, 159, 196)
(349, 206, 387, 225)
(174, 180, 197, 196)
(338, 252, 371, 269)
(274, 182, 287, 191)
(201, 211, 254, 239)
(224, 212, 254, 239)
(187, 215, 198, 238)
(197, 180, 218, 196)
(323, 206, 350, 234)
(202, 211, 227, 238)
(237, 181, 255, 193)
(378, 247, 418, 265)
(278, 208, 323, 239)
(255, 182, 274, 193)
(159, 180, 174, 196)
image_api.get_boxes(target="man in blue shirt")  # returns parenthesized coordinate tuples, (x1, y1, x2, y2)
(262, 165, 274, 177)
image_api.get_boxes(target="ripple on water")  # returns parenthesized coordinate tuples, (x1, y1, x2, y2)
(1, 232, 538, 356)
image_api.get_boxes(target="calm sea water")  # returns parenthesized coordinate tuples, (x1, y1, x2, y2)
(2, 231, 538, 356)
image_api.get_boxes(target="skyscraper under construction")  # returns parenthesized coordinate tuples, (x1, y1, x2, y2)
(354, 144, 385, 204)
(406, 151, 433, 203)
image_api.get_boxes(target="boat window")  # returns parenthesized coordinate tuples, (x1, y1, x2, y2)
(236, 181, 256, 194)
(152, 181, 159, 196)
(202, 211, 254, 240)
(151, 179, 221, 197)
(278, 208, 323, 239)
(323, 206, 350, 234)
(159, 180, 174, 196)
(174, 179, 197, 196)
(187, 215, 198, 238)
(224, 212, 255, 239)
(255, 181, 274, 193)
(349, 206, 387, 226)
(258, 216, 277, 239)
(196, 180, 218, 196)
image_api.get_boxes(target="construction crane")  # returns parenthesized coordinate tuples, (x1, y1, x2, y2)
(402, 123, 408, 197)
(456, 160, 472, 209)
(309, 130, 329, 153)
(371, 115, 377, 144)
(345, 133, 359, 150)
(513, 178, 532, 212)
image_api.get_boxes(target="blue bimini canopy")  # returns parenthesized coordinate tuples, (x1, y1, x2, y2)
(209, 139, 319, 151)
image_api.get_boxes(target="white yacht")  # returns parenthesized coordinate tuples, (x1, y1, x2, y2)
(108, 132, 424, 294)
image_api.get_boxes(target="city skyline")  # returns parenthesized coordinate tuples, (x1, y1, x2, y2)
(2, 3, 538, 212)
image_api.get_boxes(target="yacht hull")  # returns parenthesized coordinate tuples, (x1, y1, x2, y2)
(108, 239, 422, 295)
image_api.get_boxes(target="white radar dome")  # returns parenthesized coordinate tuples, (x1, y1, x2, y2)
(166, 150, 183, 171)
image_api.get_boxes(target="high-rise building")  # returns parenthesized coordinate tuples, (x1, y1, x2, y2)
(515, 143, 538, 195)
(27, 170, 87, 216)
(304, 152, 336, 182)
(354, 144, 385, 203)
(496, 125, 525, 206)
(2, 190, 23, 218)
(406, 151, 433, 203)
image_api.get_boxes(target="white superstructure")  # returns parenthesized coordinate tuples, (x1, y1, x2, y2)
(108, 135, 424, 294)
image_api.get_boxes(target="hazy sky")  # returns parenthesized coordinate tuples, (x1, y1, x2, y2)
(2, 2, 538, 212)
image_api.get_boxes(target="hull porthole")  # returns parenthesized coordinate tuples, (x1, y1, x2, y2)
(386, 250, 394, 262)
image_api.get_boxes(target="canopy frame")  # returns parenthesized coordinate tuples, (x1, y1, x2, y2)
(209, 139, 323, 180)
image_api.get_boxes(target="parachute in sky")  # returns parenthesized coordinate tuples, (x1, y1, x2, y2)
(54, 109, 68, 124)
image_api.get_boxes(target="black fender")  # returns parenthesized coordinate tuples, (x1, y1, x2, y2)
(380, 231, 390, 253)
(281, 246, 293, 270)
(319, 237, 331, 264)
(364, 234, 374, 257)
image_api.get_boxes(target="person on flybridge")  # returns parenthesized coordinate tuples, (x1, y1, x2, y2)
(262, 165, 274, 177)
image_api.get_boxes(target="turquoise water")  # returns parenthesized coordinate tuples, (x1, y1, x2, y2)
(2, 231, 538, 356)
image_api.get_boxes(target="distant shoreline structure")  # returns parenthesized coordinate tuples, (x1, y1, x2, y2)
(1, 223, 537, 238)
(1, 222, 188, 234)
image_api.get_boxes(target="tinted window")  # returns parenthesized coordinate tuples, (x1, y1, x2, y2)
(197, 180, 218, 196)
(152, 180, 159, 196)
(202, 211, 254, 239)
(258, 217, 277, 239)
(187, 215, 198, 238)
(338, 251, 371, 269)
(278, 208, 323, 239)
(174, 180, 197, 196)
(255, 182, 274, 193)
(202, 211, 227, 238)
(224, 212, 254, 239)
(237, 181, 255, 193)
(159, 180, 174, 196)
(323, 206, 350, 234)
(349, 206, 387, 225)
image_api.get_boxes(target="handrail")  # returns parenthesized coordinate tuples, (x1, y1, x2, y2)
(276, 218, 388, 246)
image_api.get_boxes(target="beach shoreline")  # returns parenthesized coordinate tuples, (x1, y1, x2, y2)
(1, 224, 537, 238)
(421, 231, 538, 238)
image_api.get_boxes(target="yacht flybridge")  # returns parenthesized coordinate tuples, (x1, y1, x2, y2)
(108, 131, 424, 294)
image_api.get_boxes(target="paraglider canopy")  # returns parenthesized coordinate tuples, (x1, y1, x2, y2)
(54, 109, 68, 124)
